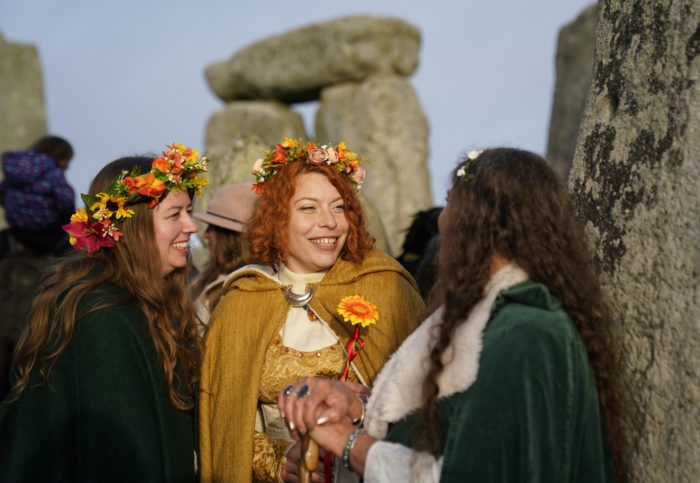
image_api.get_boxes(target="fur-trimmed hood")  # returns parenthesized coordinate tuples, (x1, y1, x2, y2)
(364, 263, 529, 439)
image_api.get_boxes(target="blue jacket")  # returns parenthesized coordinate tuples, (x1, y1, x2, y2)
(0, 150, 75, 230)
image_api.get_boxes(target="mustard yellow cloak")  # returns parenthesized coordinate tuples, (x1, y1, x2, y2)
(199, 248, 424, 482)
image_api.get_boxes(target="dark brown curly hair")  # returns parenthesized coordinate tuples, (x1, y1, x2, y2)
(9, 156, 202, 410)
(420, 147, 623, 474)
(244, 160, 375, 265)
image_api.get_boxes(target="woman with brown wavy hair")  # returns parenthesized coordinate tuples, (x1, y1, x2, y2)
(198, 138, 424, 482)
(277, 147, 622, 482)
(0, 144, 208, 482)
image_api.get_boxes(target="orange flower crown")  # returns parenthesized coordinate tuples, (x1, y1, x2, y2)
(63, 142, 208, 256)
(251, 137, 369, 194)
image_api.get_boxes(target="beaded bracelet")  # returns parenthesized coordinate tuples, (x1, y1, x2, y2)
(342, 428, 365, 470)
(351, 396, 366, 426)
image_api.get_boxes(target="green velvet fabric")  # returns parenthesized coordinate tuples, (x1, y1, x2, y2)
(384, 281, 614, 482)
(0, 284, 197, 482)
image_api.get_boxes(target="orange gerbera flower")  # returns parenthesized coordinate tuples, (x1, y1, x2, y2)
(337, 295, 378, 382)
(337, 295, 379, 327)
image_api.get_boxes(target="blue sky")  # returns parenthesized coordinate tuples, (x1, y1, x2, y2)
(1, 0, 596, 204)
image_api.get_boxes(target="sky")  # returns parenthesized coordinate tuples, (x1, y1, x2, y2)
(0, 0, 596, 205)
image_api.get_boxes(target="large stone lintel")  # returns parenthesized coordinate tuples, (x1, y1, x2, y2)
(205, 16, 420, 103)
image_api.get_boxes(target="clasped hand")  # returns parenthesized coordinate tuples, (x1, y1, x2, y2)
(278, 377, 369, 457)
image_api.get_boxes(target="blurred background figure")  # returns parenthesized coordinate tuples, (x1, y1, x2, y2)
(190, 183, 259, 334)
(0, 135, 76, 400)
(395, 206, 443, 299)
(0, 135, 75, 256)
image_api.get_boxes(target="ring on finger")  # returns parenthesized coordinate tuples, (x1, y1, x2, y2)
(283, 384, 295, 397)
(296, 384, 310, 399)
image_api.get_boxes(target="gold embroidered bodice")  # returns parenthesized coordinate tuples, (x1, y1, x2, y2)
(252, 334, 358, 481)
(259, 334, 357, 404)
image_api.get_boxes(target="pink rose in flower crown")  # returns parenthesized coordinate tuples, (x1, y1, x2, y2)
(351, 165, 366, 186)
(308, 148, 330, 165)
(326, 147, 339, 164)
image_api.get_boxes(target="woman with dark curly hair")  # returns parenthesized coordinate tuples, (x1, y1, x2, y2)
(278, 147, 622, 482)
(0, 144, 207, 482)
(198, 138, 424, 482)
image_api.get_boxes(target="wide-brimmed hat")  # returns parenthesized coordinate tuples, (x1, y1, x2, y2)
(193, 183, 258, 232)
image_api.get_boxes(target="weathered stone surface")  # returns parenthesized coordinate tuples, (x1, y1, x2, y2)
(546, 4, 597, 181)
(0, 32, 47, 230)
(204, 101, 308, 153)
(202, 132, 270, 197)
(200, 132, 391, 256)
(569, 1, 699, 481)
(315, 74, 432, 256)
(205, 16, 420, 103)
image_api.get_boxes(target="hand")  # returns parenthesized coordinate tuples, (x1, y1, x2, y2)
(278, 378, 366, 436)
(280, 442, 327, 483)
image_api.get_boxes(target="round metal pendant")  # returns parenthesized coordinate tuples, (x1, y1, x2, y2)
(284, 285, 314, 307)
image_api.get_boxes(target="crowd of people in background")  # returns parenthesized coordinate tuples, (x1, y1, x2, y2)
(0, 137, 621, 482)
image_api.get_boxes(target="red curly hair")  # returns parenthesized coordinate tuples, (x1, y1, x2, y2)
(245, 161, 375, 265)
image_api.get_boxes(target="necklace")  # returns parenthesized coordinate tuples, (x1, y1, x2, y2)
(284, 286, 314, 306)
(284, 286, 318, 321)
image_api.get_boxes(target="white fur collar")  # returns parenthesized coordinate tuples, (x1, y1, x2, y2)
(364, 263, 528, 439)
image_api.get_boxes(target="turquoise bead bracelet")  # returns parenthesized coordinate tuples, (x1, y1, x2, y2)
(342, 428, 365, 470)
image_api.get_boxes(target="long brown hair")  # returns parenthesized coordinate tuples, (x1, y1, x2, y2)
(9, 156, 201, 410)
(421, 148, 623, 472)
(245, 160, 375, 265)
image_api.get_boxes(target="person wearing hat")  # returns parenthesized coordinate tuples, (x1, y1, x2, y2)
(190, 183, 259, 333)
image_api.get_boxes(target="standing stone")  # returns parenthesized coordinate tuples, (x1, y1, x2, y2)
(205, 16, 420, 103)
(546, 4, 597, 181)
(0, 32, 48, 230)
(315, 75, 432, 256)
(204, 101, 308, 157)
(569, 1, 699, 481)
(202, 133, 271, 198)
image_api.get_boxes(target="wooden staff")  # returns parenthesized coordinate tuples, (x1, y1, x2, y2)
(299, 434, 319, 483)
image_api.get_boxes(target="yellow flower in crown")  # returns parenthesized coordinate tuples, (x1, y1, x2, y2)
(90, 193, 135, 221)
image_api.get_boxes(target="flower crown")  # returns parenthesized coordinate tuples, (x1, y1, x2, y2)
(63, 142, 208, 256)
(251, 137, 369, 194)
(456, 150, 483, 180)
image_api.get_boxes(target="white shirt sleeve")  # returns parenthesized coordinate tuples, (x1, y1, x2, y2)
(363, 441, 442, 483)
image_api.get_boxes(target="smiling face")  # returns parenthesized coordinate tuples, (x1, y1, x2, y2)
(285, 172, 349, 274)
(152, 190, 198, 277)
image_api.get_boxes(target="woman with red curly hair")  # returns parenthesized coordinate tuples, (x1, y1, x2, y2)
(199, 139, 424, 483)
